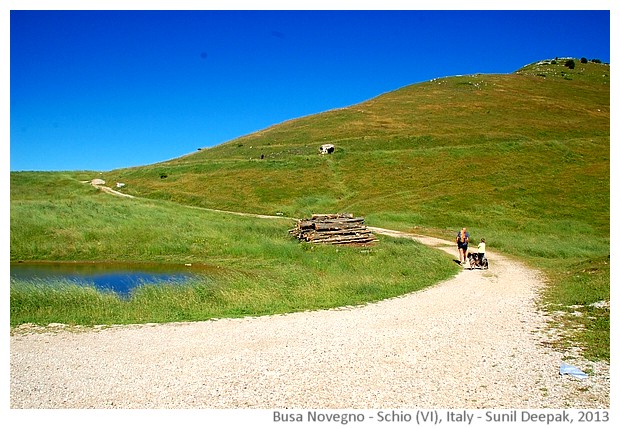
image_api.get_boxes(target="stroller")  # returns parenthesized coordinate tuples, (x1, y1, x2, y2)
(467, 251, 489, 270)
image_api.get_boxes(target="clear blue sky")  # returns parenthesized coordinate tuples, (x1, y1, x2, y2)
(9, 9, 610, 171)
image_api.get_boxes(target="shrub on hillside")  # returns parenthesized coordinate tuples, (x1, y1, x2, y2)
(580, 57, 588, 64)
(565, 59, 576, 69)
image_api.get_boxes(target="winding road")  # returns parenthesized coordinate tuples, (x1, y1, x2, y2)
(11, 182, 610, 408)
(10, 224, 609, 409)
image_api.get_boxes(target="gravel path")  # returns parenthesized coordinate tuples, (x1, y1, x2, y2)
(10, 230, 609, 409)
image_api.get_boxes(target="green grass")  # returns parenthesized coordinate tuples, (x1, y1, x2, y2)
(539, 255, 610, 362)
(10, 173, 458, 325)
(10, 59, 609, 361)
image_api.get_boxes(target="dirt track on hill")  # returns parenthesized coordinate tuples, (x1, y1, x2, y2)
(10, 225, 609, 409)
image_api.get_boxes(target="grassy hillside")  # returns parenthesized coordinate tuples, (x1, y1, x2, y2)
(108, 60, 608, 224)
(11, 171, 459, 326)
(106, 59, 609, 261)
(105, 59, 610, 360)
(11, 59, 609, 360)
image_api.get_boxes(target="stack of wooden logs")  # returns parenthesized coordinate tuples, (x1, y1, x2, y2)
(289, 213, 376, 245)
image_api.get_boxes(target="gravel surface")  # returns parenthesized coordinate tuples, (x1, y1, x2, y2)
(10, 231, 609, 409)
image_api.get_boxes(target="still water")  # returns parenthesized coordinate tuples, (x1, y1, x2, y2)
(10, 261, 216, 296)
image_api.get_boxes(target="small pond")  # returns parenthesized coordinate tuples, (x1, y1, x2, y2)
(10, 261, 219, 297)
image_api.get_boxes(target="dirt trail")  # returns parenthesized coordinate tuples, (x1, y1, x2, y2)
(10, 224, 609, 408)
(90, 180, 296, 220)
(90, 182, 136, 199)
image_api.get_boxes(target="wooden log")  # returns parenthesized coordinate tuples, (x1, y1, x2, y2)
(308, 228, 369, 236)
(313, 220, 366, 230)
(290, 213, 376, 245)
(311, 213, 354, 220)
(311, 236, 376, 245)
(315, 217, 365, 224)
(309, 230, 375, 239)
(298, 220, 315, 229)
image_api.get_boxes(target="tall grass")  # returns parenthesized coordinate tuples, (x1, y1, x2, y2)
(10, 236, 458, 326)
(10, 175, 458, 325)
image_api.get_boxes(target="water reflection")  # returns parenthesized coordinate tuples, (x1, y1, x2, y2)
(10, 261, 218, 296)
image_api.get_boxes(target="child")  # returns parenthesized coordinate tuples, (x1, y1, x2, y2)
(477, 238, 486, 261)
(472, 238, 488, 269)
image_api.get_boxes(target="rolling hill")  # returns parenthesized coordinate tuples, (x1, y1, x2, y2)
(106, 58, 609, 245)
(11, 58, 610, 359)
(104, 58, 609, 359)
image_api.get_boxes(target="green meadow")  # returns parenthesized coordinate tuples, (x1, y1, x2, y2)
(10, 171, 459, 326)
(10, 59, 609, 361)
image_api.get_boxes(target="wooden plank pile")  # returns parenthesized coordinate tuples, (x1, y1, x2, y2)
(289, 213, 377, 245)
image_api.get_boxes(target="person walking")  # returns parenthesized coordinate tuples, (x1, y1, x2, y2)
(456, 227, 470, 265)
